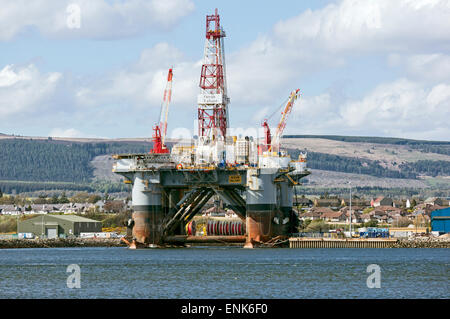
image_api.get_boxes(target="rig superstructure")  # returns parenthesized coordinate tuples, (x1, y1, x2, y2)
(113, 9, 309, 248)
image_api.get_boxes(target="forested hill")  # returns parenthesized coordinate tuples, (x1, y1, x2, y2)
(0, 139, 151, 183)
(0, 135, 449, 194)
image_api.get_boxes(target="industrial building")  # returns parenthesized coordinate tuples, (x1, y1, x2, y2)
(17, 215, 102, 239)
(431, 207, 450, 234)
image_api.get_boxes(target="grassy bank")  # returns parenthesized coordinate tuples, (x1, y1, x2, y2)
(0, 215, 18, 233)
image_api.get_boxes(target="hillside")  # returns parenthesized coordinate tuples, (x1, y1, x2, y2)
(284, 135, 450, 154)
(0, 134, 448, 195)
(0, 137, 153, 194)
(283, 137, 450, 165)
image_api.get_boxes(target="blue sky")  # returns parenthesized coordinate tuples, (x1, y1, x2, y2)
(0, 0, 449, 141)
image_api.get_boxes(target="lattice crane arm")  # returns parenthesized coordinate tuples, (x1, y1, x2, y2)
(151, 68, 173, 154)
(159, 68, 173, 146)
(270, 89, 301, 152)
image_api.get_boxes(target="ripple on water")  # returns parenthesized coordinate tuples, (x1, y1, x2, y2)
(0, 247, 448, 298)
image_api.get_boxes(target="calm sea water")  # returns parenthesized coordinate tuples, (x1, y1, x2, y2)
(0, 247, 448, 299)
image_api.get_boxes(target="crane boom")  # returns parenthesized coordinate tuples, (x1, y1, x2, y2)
(150, 68, 173, 154)
(270, 89, 300, 152)
(159, 68, 173, 147)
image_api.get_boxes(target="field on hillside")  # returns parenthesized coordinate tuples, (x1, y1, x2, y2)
(282, 138, 450, 168)
(90, 155, 122, 182)
(305, 169, 429, 189)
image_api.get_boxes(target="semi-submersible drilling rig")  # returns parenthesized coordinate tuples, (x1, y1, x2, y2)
(113, 9, 309, 248)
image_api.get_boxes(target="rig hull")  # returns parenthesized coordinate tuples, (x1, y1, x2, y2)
(113, 153, 309, 248)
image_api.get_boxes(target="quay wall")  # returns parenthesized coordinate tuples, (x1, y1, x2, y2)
(289, 237, 450, 248)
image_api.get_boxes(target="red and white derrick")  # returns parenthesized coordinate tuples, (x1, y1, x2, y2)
(197, 9, 229, 141)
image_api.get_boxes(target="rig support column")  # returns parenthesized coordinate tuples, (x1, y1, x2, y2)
(131, 172, 164, 246)
(244, 169, 277, 248)
(274, 180, 296, 235)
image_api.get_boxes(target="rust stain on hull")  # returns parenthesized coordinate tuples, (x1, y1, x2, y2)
(132, 210, 164, 245)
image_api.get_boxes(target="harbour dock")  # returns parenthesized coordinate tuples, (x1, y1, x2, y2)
(289, 237, 397, 248)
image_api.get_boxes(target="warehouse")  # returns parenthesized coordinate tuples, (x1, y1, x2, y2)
(431, 208, 450, 234)
(17, 215, 102, 239)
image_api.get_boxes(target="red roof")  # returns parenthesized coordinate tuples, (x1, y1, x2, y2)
(321, 211, 345, 219)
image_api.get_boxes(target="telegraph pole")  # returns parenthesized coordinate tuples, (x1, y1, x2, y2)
(349, 182, 352, 236)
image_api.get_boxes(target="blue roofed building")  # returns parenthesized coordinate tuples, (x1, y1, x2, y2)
(431, 207, 450, 234)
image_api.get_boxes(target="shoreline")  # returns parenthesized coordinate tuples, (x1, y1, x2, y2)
(0, 238, 127, 249)
(0, 237, 449, 249)
(390, 238, 450, 248)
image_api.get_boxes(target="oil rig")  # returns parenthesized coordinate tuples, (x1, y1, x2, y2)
(113, 9, 309, 248)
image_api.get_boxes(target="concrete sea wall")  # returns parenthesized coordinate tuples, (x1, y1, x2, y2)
(289, 237, 450, 248)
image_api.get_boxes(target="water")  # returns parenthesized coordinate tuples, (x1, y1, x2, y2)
(0, 247, 448, 299)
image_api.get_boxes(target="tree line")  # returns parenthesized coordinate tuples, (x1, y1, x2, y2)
(0, 180, 128, 195)
(288, 149, 449, 179)
(0, 139, 151, 183)
(399, 160, 450, 177)
(0, 191, 101, 205)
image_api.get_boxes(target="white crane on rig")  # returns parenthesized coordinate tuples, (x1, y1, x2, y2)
(262, 89, 301, 154)
(150, 68, 173, 154)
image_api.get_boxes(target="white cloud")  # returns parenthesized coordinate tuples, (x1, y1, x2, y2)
(48, 128, 108, 139)
(225, 0, 450, 109)
(49, 128, 84, 138)
(226, 35, 344, 106)
(427, 83, 450, 108)
(2, 1, 450, 140)
(273, 0, 450, 53)
(389, 53, 450, 82)
(76, 42, 199, 110)
(287, 79, 450, 140)
(0, 0, 195, 41)
(224, 0, 450, 141)
(0, 64, 62, 117)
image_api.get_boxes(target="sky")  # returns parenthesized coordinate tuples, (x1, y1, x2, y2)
(0, 0, 449, 141)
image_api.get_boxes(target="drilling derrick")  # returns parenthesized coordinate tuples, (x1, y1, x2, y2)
(198, 8, 229, 141)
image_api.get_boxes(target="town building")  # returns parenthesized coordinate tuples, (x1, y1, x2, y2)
(344, 210, 362, 224)
(360, 213, 373, 223)
(431, 207, 450, 234)
(320, 211, 346, 223)
(424, 197, 448, 206)
(294, 197, 313, 207)
(17, 215, 102, 239)
(340, 199, 371, 207)
(389, 226, 428, 238)
(371, 197, 393, 207)
(298, 211, 322, 221)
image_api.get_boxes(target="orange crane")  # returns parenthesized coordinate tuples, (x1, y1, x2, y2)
(151, 68, 173, 154)
(262, 89, 301, 153)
